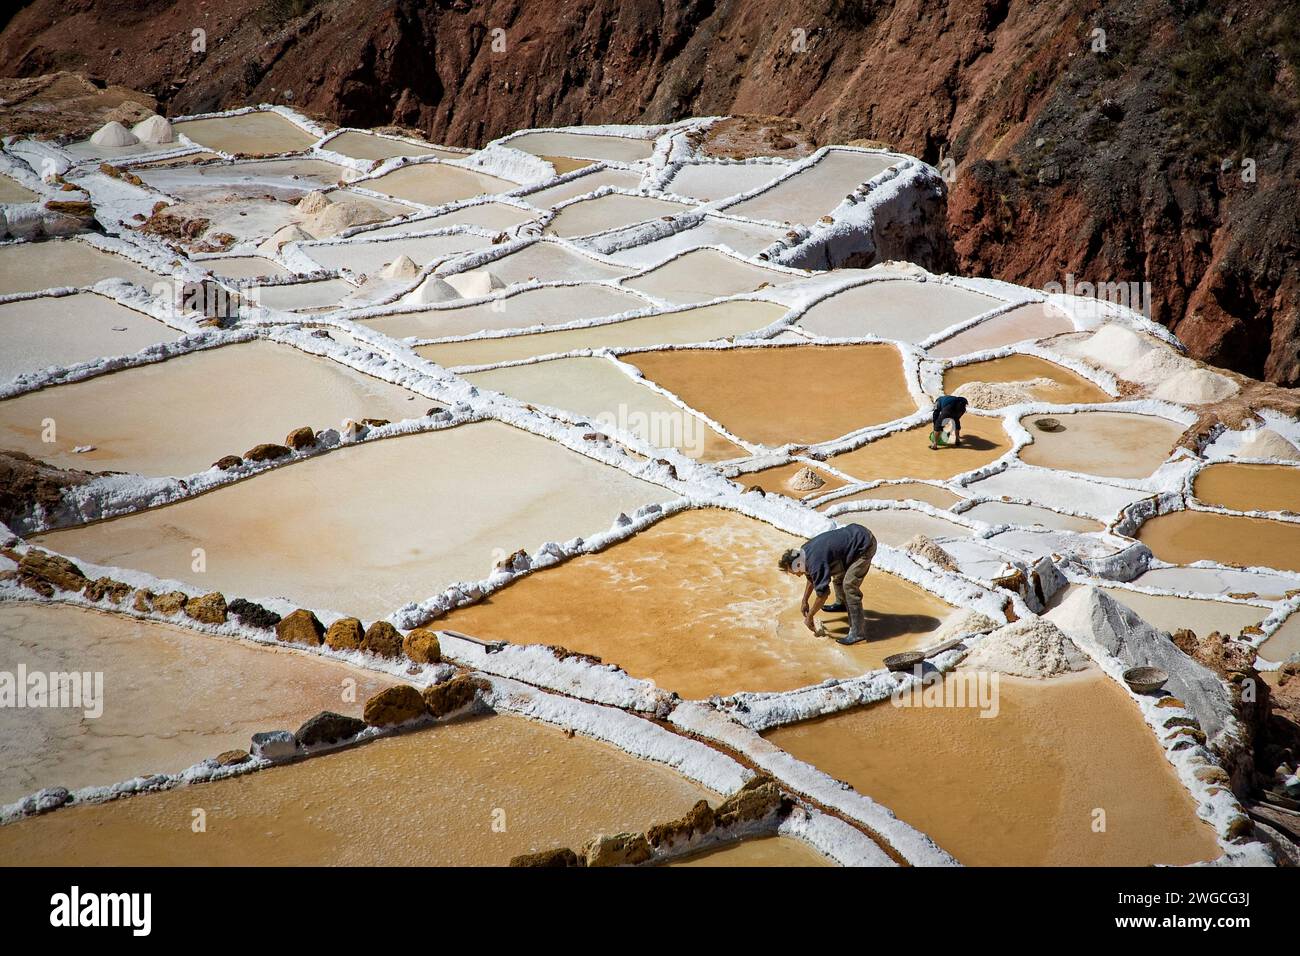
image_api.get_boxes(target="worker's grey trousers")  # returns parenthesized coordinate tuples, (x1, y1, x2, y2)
(832, 537, 877, 637)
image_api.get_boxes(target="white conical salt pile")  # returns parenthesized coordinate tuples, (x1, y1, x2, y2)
(1078, 323, 1155, 374)
(297, 190, 332, 216)
(960, 617, 1090, 679)
(258, 223, 314, 255)
(380, 255, 420, 280)
(954, 377, 1063, 409)
(303, 198, 386, 237)
(444, 269, 505, 298)
(403, 273, 461, 305)
(90, 121, 139, 147)
(786, 466, 826, 492)
(131, 114, 175, 144)
(1237, 428, 1300, 461)
(903, 533, 960, 573)
(1151, 365, 1238, 404)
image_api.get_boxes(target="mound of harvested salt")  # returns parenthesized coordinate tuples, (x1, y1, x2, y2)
(953, 377, 1064, 409)
(1152, 366, 1238, 405)
(931, 609, 1000, 643)
(786, 466, 826, 492)
(296, 190, 332, 216)
(1079, 323, 1154, 373)
(404, 274, 461, 304)
(258, 223, 313, 254)
(90, 121, 139, 147)
(380, 255, 420, 280)
(445, 270, 505, 298)
(1120, 346, 1194, 386)
(903, 533, 960, 572)
(1237, 427, 1300, 462)
(132, 115, 174, 145)
(960, 617, 1090, 678)
(303, 198, 386, 238)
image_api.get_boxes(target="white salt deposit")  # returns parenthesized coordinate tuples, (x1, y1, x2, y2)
(90, 121, 139, 147)
(1079, 323, 1155, 373)
(445, 270, 505, 298)
(1238, 428, 1300, 461)
(131, 115, 175, 145)
(259, 223, 314, 253)
(960, 618, 1091, 679)
(787, 466, 826, 492)
(381, 254, 421, 280)
(303, 198, 387, 238)
(405, 273, 462, 304)
(903, 533, 960, 573)
(1152, 366, 1238, 404)
(953, 377, 1063, 409)
(297, 190, 332, 216)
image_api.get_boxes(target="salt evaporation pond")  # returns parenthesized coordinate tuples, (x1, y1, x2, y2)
(741, 461, 850, 500)
(505, 130, 655, 163)
(0, 714, 713, 865)
(137, 158, 353, 201)
(943, 353, 1113, 406)
(0, 292, 183, 383)
(799, 279, 1001, 342)
(839, 507, 974, 547)
(723, 149, 897, 224)
(1259, 614, 1300, 663)
(959, 501, 1102, 533)
(0, 174, 38, 202)
(325, 130, 461, 161)
(0, 240, 163, 296)
(0, 602, 395, 805)
(766, 671, 1220, 866)
(927, 303, 1076, 358)
(621, 248, 797, 304)
(607, 216, 786, 263)
(626, 343, 915, 447)
(1193, 462, 1300, 514)
(817, 482, 964, 510)
(1137, 510, 1300, 575)
(546, 193, 690, 238)
(255, 279, 355, 311)
(173, 111, 318, 154)
(34, 423, 668, 618)
(368, 283, 647, 340)
(439, 509, 952, 698)
(829, 422, 1010, 482)
(664, 161, 788, 202)
(0, 340, 425, 477)
(669, 836, 833, 867)
(419, 300, 785, 368)
(1097, 586, 1268, 639)
(301, 232, 491, 273)
(460, 241, 631, 284)
(362, 202, 536, 235)
(364, 163, 516, 206)
(1018, 411, 1184, 479)
(198, 256, 291, 279)
(522, 168, 645, 208)
(465, 357, 746, 461)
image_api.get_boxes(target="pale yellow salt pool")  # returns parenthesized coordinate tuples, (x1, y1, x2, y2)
(943, 353, 1113, 406)
(546, 193, 690, 238)
(1097, 586, 1268, 639)
(364, 163, 516, 206)
(669, 836, 833, 867)
(1137, 510, 1300, 575)
(799, 279, 1001, 343)
(1018, 411, 1185, 479)
(724, 149, 897, 224)
(927, 304, 1075, 358)
(829, 422, 1011, 482)
(325, 130, 461, 161)
(174, 111, 318, 154)
(0, 240, 164, 296)
(622, 248, 797, 305)
(1193, 462, 1300, 514)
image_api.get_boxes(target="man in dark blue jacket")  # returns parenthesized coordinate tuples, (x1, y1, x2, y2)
(778, 523, 878, 645)
(930, 394, 968, 449)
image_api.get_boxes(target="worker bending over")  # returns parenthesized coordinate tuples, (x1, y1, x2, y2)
(778, 524, 878, 646)
(930, 394, 968, 449)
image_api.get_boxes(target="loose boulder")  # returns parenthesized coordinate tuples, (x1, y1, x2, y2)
(227, 597, 280, 629)
(715, 775, 789, 828)
(244, 442, 291, 463)
(509, 847, 582, 867)
(276, 608, 325, 646)
(184, 591, 228, 624)
(153, 590, 189, 615)
(17, 550, 87, 593)
(363, 685, 426, 726)
(325, 616, 365, 651)
(285, 426, 316, 450)
(422, 674, 488, 718)
(582, 832, 652, 867)
(295, 711, 366, 748)
(403, 627, 441, 664)
(362, 620, 403, 658)
(83, 576, 132, 604)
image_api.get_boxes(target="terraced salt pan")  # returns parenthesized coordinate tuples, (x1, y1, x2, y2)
(1018, 411, 1184, 479)
(669, 836, 832, 866)
(129, 151, 223, 168)
(1097, 586, 1268, 639)
(766, 672, 1220, 866)
(137, 158, 353, 201)
(1134, 566, 1298, 601)
(960, 501, 1102, 533)
(0, 174, 37, 203)
(964, 467, 1148, 520)
(1259, 614, 1300, 663)
(838, 508, 974, 547)
(546, 193, 690, 238)
(0, 713, 713, 865)
(325, 130, 461, 161)
(943, 353, 1113, 407)
(723, 149, 898, 224)
(799, 280, 1001, 343)
(829, 422, 1010, 482)
(664, 162, 788, 202)
(174, 112, 318, 154)
(0, 240, 163, 295)
(361, 202, 538, 236)
(365, 164, 517, 206)
(459, 242, 631, 285)
(927, 304, 1074, 358)
(465, 358, 745, 461)
(419, 300, 786, 368)
(197, 256, 290, 279)
(0, 602, 395, 805)
(35, 423, 668, 618)
(0, 339, 424, 476)
(542, 155, 598, 174)
(440, 509, 953, 699)
(506, 131, 655, 163)
(607, 217, 786, 264)
(521, 169, 645, 208)
(255, 279, 355, 311)
(816, 482, 964, 511)
(1138, 511, 1300, 576)
(740, 462, 850, 500)
(301, 233, 492, 273)
(621, 248, 797, 305)
(626, 343, 915, 447)
(0, 292, 183, 383)
(368, 284, 646, 340)
(1194, 462, 1300, 515)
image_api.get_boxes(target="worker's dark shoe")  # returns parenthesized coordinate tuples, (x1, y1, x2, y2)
(822, 602, 847, 613)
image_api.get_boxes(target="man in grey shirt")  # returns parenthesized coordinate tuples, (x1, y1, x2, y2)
(778, 523, 878, 645)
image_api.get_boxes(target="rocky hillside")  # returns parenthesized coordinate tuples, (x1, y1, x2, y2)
(2, 0, 1297, 384)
